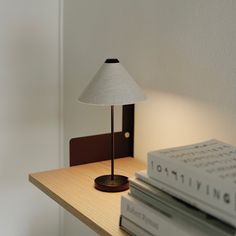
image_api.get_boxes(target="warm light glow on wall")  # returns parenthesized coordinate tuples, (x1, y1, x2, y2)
(134, 89, 236, 162)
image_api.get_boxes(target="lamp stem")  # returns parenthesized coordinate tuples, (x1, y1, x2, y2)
(94, 104, 129, 192)
(111, 105, 114, 180)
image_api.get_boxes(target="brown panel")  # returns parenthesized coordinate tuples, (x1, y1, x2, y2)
(69, 104, 134, 166)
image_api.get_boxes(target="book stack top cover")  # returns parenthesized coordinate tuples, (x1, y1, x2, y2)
(147, 139, 236, 227)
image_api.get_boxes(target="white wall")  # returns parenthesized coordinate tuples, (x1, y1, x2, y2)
(64, 0, 236, 235)
(134, 0, 236, 158)
(0, 0, 61, 235)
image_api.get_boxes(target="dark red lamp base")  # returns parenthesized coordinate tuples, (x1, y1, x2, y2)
(94, 175, 129, 192)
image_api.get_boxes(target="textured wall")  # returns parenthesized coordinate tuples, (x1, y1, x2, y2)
(134, 0, 236, 159)
(0, 1, 61, 235)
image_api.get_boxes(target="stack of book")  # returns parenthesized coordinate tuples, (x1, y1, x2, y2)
(119, 139, 236, 236)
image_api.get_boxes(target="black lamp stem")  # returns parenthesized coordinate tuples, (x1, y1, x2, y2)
(111, 105, 114, 180)
(94, 105, 129, 192)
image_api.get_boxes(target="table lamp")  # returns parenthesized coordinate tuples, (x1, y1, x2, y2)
(79, 58, 145, 192)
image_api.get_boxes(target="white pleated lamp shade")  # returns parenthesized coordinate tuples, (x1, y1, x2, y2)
(79, 59, 145, 106)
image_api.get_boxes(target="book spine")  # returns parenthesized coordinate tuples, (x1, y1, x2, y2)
(121, 194, 194, 236)
(129, 183, 235, 236)
(119, 215, 153, 236)
(147, 155, 236, 227)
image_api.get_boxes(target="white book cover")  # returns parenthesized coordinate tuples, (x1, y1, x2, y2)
(121, 194, 213, 236)
(147, 139, 236, 227)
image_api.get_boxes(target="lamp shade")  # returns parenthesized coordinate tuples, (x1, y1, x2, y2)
(79, 59, 145, 105)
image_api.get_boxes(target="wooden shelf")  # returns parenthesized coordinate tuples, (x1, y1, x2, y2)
(29, 157, 146, 236)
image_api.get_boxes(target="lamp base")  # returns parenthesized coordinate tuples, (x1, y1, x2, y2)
(94, 175, 129, 192)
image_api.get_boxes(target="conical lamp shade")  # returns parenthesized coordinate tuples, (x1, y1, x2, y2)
(79, 59, 145, 105)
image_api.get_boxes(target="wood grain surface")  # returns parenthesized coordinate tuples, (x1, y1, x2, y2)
(29, 157, 146, 236)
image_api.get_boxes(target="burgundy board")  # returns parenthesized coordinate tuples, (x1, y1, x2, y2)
(69, 104, 134, 166)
